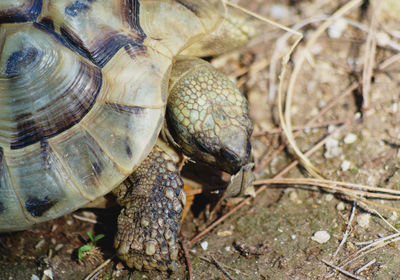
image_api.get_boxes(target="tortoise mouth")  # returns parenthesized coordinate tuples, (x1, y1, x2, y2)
(219, 140, 252, 174)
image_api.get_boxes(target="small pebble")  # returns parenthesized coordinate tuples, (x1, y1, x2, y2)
(225, 246, 231, 252)
(31, 275, 40, 280)
(327, 124, 337, 133)
(376, 31, 390, 46)
(35, 239, 46, 250)
(392, 102, 398, 113)
(54, 244, 63, 251)
(116, 262, 124, 270)
(200, 241, 208, 251)
(325, 194, 334, 202)
(324, 138, 341, 159)
(357, 213, 371, 228)
(289, 191, 298, 202)
(43, 269, 53, 280)
(341, 160, 351, 171)
(327, 18, 348, 38)
(217, 230, 232, 237)
(336, 202, 345, 211)
(311, 230, 330, 244)
(269, 5, 290, 19)
(291, 234, 297, 240)
(390, 211, 398, 221)
(344, 133, 357, 144)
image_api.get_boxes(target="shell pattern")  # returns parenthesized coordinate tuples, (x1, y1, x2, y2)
(0, 0, 225, 231)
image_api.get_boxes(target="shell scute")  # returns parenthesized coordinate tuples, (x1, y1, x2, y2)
(3, 140, 88, 228)
(0, 24, 102, 149)
(49, 124, 126, 201)
(81, 102, 163, 175)
(0, 147, 32, 229)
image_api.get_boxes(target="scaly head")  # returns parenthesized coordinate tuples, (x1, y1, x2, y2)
(167, 57, 253, 174)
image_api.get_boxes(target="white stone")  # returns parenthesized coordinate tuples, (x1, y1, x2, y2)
(327, 125, 337, 133)
(336, 202, 346, 211)
(344, 133, 357, 144)
(43, 269, 53, 280)
(311, 230, 331, 244)
(200, 241, 208, 251)
(341, 160, 351, 171)
(31, 275, 40, 280)
(392, 102, 398, 113)
(269, 5, 290, 19)
(217, 230, 232, 237)
(324, 138, 341, 158)
(328, 18, 348, 39)
(390, 211, 398, 221)
(376, 31, 390, 47)
(289, 191, 298, 201)
(357, 213, 371, 228)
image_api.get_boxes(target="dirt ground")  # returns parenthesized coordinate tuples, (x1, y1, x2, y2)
(2, 0, 400, 279)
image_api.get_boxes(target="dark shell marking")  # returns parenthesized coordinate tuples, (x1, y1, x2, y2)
(40, 0, 146, 67)
(64, 0, 93, 17)
(0, 0, 42, 24)
(5, 47, 40, 77)
(0, 202, 5, 215)
(25, 196, 56, 217)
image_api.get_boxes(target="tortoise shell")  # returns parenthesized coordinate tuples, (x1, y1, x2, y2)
(0, 0, 232, 231)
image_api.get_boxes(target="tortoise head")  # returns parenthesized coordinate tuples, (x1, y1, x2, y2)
(167, 57, 253, 174)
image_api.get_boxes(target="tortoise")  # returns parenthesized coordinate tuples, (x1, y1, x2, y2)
(0, 0, 257, 271)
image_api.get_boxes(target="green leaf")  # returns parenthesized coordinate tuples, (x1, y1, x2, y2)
(78, 244, 93, 260)
(93, 234, 105, 242)
(87, 231, 95, 242)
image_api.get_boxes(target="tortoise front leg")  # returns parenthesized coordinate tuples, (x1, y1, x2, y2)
(113, 140, 185, 271)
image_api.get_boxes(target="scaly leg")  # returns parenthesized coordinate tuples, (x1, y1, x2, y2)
(114, 140, 185, 271)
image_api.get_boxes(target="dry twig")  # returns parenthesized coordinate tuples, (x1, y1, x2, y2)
(361, 0, 380, 111)
(354, 258, 376, 275)
(84, 258, 112, 280)
(199, 256, 250, 277)
(322, 259, 366, 280)
(181, 240, 193, 280)
(333, 200, 356, 258)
